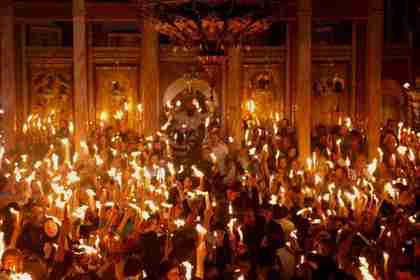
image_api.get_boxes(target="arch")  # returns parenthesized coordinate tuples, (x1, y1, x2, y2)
(162, 78, 219, 107)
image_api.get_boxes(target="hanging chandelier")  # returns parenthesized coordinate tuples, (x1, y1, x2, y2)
(138, 0, 274, 65)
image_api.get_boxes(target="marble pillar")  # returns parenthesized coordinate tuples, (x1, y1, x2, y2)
(295, 0, 312, 163)
(227, 47, 243, 148)
(87, 24, 96, 126)
(366, 0, 384, 161)
(140, 20, 160, 136)
(408, 91, 420, 131)
(0, 1, 17, 150)
(73, 0, 89, 151)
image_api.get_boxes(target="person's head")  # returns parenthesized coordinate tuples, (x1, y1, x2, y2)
(334, 167, 347, 181)
(243, 209, 256, 226)
(183, 177, 192, 189)
(382, 132, 398, 153)
(1, 249, 23, 273)
(166, 266, 182, 280)
(0, 175, 8, 193)
(160, 259, 181, 280)
(150, 154, 160, 165)
(124, 256, 143, 279)
(288, 147, 297, 160)
(234, 253, 252, 277)
(30, 205, 45, 226)
(350, 131, 362, 151)
(278, 157, 288, 170)
(354, 154, 367, 172)
(43, 218, 59, 239)
(385, 153, 397, 169)
(280, 118, 289, 128)
(227, 188, 239, 201)
(282, 136, 291, 150)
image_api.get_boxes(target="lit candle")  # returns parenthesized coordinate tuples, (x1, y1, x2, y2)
(69, 121, 74, 135)
(99, 112, 108, 129)
(182, 261, 193, 280)
(61, 138, 71, 163)
(383, 252, 389, 277)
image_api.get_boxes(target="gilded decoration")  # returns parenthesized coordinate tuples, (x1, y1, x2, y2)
(312, 61, 350, 127)
(95, 66, 139, 128)
(242, 65, 284, 122)
(30, 67, 73, 121)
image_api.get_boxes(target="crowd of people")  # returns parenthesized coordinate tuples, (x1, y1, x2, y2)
(0, 115, 419, 280)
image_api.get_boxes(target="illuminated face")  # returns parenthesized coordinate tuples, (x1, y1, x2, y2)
(288, 148, 297, 159)
(335, 168, 345, 180)
(151, 155, 159, 165)
(227, 190, 238, 201)
(384, 134, 397, 152)
(44, 219, 59, 238)
(243, 211, 255, 225)
(32, 206, 45, 225)
(183, 177, 192, 188)
(279, 158, 288, 169)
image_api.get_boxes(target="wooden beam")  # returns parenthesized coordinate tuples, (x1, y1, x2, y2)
(15, 2, 139, 22)
(14, 1, 368, 23)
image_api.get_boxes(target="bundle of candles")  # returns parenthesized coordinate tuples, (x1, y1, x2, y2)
(0, 110, 419, 280)
(97, 102, 144, 133)
(22, 111, 67, 146)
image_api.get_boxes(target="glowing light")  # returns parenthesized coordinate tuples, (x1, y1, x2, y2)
(237, 226, 243, 242)
(195, 224, 207, 235)
(10, 273, 32, 280)
(246, 99, 256, 113)
(358, 257, 375, 280)
(182, 261, 193, 280)
(192, 165, 204, 178)
(269, 194, 278, 205)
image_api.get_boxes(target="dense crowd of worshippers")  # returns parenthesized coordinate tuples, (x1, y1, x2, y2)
(0, 117, 418, 280)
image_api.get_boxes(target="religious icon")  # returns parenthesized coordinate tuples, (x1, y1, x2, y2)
(313, 73, 345, 96)
(111, 80, 123, 97)
(30, 68, 73, 121)
(242, 71, 275, 121)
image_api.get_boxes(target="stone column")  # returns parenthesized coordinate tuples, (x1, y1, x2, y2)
(87, 23, 96, 126)
(73, 0, 89, 151)
(140, 20, 160, 136)
(227, 47, 243, 147)
(0, 0, 17, 150)
(20, 24, 29, 128)
(366, 0, 384, 161)
(295, 0, 312, 163)
(407, 91, 420, 131)
(350, 22, 357, 118)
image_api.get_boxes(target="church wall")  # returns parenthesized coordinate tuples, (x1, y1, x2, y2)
(311, 45, 352, 127)
(91, 47, 141, 129)
(15, 39, 413, 132)
(381, 47, 412, 123)
(26, 47, 74, 128)
(241, 47, 286, 124)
